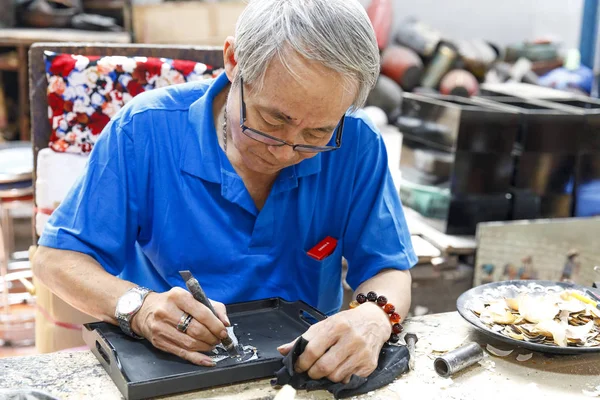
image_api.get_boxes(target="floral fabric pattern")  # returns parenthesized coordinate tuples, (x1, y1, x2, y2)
(44, 51, 222, 154)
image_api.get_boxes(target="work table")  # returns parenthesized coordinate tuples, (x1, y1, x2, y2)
(2, 312, 599, 399)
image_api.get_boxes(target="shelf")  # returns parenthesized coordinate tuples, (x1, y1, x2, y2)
(0, 28, 131, 46)
(0, 28, 131, 142)
(0, 52, 18, 71)
(83, 0, 127, 11)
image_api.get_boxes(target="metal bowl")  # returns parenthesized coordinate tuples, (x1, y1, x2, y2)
(457, 280, 600, 355)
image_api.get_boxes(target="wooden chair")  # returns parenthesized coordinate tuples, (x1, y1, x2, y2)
(28, 42, 224, 352)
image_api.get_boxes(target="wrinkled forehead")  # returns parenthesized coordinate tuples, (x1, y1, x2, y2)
(243, 51, 357, 123)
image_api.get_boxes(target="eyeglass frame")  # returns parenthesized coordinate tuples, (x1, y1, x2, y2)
(238, 77, 344, 153)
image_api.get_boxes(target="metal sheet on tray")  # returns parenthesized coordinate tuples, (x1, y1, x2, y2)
(84, 298, 326, 400)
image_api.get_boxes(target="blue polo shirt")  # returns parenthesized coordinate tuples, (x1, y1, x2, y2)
(40, 72, 416, 315)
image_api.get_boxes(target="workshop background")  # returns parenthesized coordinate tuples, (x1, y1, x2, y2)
(0, 0, 599, 358)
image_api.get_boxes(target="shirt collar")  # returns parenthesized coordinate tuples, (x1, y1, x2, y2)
(181, 72, 322, 183)
(294, 151, 321, 178)
(180, 72, 228, 183)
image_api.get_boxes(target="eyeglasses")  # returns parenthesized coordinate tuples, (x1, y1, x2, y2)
(239, 77, 344, 153)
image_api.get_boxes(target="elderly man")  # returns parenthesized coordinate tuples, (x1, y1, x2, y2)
(33, 0, 416, 384)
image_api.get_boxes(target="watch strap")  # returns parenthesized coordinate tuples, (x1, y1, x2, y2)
(116, 286, 152, 340)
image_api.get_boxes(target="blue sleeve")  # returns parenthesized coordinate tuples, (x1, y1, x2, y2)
(38, 117, 140, 276)
(343, 123, 417, 290)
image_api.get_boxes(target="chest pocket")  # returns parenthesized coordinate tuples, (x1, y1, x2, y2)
(296, 240, 344, 315)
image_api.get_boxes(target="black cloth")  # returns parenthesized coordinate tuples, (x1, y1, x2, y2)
(272, 337, 410, 399)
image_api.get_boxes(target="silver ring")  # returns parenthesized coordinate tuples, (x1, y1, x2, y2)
(176, 312, 193, 333)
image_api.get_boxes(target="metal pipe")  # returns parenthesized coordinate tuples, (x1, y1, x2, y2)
(434, 342, 484, 378)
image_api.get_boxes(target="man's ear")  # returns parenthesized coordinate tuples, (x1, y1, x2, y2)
(223, 36, 238, 82)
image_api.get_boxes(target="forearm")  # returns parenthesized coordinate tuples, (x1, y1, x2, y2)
(355, 269, 412, 320)
(33, 245, 135, 324)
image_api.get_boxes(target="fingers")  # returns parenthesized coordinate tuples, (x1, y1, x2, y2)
(138, 288, 236, 365)
(169, 287, 227, 340)
(163, 321, 216, 353)
(353, 357, 379, 379)
(183, 318, 221, 347)
(149, 293, 221, 345)
(210, 300, 231, 327)
(159, 339, 216, 367)
(326, 353, 378, 383)
(291, 312, 382, 383)
(325, 335, 380, 383)
(277, 339, 296, 356)
(306, 344, 351, 380)
(294, 319, 348, 373)
(146, 317, 216, 363)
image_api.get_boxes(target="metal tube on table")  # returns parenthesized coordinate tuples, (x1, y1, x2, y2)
(434, 342, 484, 378)
(404, 333, 418, 370)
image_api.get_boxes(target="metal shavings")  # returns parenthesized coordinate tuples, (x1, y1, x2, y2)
(486, 344, 513, 357)
(239, 345, 258, 362)
(516, 353, 533, 362)
(207, 326, 258, 363)
(470, 289, 600, 348)
(209, 352, 229, 363)
(430, 335, 468, 353)
(209, 344, 258, 364)
(273, 385, 296, 400)
(582, 387, 600, 397)
(479, 358, 496, 372)
(437, 377, 453, 390)
(523, 383, 541, 395)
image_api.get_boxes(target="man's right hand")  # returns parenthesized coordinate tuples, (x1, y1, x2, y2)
(130, 287, 230, 366)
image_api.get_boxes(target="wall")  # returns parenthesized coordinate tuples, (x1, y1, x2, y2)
(391, 0, 584, 50)
(134, 1, 585, 50)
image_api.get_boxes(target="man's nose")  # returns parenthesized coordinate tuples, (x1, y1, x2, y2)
(267, 144, 296, 162)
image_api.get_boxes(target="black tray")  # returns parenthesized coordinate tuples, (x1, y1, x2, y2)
(83, 298, 326, 400)
(457, 280, 600, 355)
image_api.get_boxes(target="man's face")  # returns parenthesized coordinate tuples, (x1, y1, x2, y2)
(228, 54, 356, 176)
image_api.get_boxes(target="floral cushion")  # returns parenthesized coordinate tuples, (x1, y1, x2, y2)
(45, 51, 222, 154)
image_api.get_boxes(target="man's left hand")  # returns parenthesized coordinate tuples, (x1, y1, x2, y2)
(277, 302, 391, 383)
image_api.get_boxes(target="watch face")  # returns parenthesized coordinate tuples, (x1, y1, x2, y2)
(118, 291, 142, 315)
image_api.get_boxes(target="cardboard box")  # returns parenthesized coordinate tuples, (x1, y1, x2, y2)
(34, 276, 97, 353)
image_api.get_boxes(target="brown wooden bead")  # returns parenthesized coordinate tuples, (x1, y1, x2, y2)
(383, 303, 395, 314)
(376, 295, 387, 307)
(356, 293, 367, 304)
(367, 291, 378, 302)
(349, 300, 360, 309)
(390, 312, 401, 324)
(392, 323, 403, 334)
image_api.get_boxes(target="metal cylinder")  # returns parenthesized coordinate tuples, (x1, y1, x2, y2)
(434, 342, 484, 378)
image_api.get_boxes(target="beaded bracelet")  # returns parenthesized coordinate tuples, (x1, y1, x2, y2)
(349, 291, 403, 343)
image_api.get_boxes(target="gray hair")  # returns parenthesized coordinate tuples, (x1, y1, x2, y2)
(233, 0, 380, 111)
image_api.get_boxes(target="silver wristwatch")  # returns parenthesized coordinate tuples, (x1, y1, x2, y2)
(115, 286, 152, 339)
